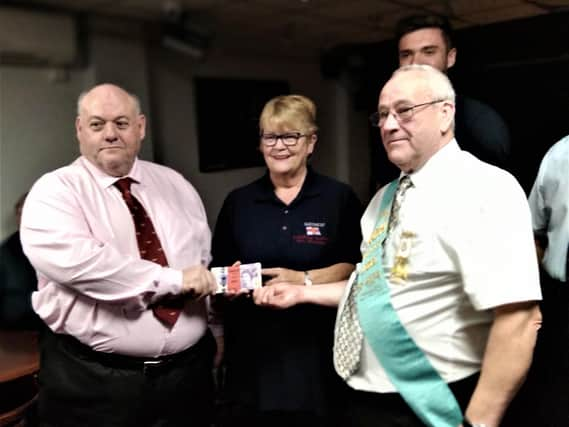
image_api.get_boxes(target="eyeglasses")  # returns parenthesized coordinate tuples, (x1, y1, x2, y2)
(369, 99, 445, 127)
(260, 132, 308, 146)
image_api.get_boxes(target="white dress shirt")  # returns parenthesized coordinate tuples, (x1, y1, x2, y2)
(337, 140, 542, 393)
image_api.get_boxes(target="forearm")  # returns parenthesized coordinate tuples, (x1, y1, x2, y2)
(263, 263, 356, 286)
(307, 262, 356, 284)
(465, 302, 542, 426)
(22, 227, 184, 307)
(300, 281, 347, 306)
(21, 181, 184, 307)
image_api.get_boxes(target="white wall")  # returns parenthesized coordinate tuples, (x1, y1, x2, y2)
(0, 66, 87, 238)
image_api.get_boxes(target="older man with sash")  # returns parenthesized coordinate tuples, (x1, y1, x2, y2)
(253, 64, 542, 427)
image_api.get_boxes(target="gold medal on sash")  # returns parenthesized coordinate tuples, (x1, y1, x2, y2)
(390, 231, 415, 284)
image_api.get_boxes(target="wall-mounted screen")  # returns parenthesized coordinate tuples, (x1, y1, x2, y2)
(194, 77, 291, 172)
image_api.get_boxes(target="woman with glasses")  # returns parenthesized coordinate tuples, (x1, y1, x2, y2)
(211, 94, 363, 427)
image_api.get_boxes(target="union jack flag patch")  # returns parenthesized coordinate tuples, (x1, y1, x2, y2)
(305, 226, 321, 236)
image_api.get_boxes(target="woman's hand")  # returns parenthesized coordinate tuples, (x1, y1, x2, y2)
(262, 267, 304, 286)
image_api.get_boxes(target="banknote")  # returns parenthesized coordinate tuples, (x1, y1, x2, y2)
(211, 262, 262, 293)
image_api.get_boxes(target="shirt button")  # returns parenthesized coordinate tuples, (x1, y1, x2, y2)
(282, 225, 287, 231)
(284, 209, 289, 214)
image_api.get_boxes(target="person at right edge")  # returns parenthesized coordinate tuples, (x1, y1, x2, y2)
(527, 134, 569, 427)
(253, 65, 542, 427)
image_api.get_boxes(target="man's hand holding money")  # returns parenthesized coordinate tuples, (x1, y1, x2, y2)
(253, 283, 305, 309)
(182, 265, 217, 299)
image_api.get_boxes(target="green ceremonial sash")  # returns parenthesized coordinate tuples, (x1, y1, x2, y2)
(355, 179, 463, 427)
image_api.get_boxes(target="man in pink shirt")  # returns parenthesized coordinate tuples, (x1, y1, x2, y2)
(20, 83, 218, 427)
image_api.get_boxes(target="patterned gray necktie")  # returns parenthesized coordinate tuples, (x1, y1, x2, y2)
(386, 175, 413, 239)
(333, 175, 413, 380)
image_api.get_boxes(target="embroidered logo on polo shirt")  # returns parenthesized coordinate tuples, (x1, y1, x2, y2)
(305, 225, 321, 236)
(294, 222, 328, 245)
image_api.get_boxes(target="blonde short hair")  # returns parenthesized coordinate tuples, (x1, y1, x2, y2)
(259, 94, 318, 134)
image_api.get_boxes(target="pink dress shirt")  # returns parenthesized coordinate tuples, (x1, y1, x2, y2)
(20, 157, 212, 357)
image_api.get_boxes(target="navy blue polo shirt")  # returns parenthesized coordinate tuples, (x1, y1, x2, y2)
(211, 167, 363, 414)
(212, 167, 362, 270)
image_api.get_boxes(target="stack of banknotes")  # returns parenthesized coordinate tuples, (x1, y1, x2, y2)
(211, 262, 262, 293)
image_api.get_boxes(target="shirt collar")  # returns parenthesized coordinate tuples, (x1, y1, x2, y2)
(79, 156, 141, 189)
(255, 166, 319, 203)
(406, 139, 461, 189)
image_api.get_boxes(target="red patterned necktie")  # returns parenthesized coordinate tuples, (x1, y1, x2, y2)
(114, 177, 183, 327)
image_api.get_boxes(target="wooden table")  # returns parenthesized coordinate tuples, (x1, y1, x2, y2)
(0, 330, 39, 426)
(0, 330, 39, 383)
